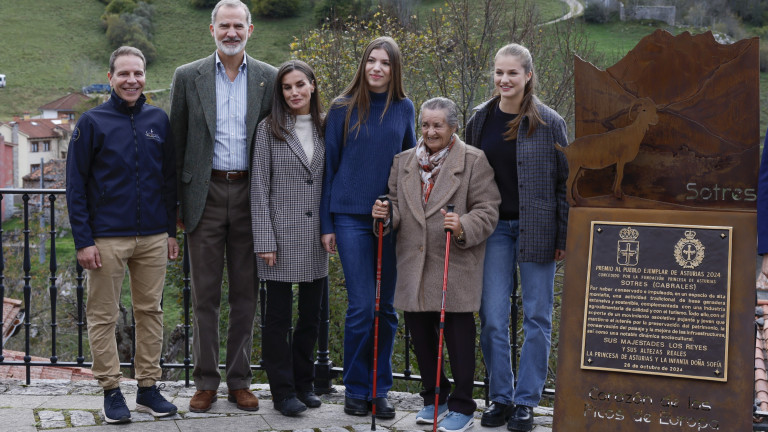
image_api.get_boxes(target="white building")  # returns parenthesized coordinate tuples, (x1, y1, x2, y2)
(0, 116, 72, 187)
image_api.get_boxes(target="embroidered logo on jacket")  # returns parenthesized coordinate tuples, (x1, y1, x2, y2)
(145, 129, 162, 142)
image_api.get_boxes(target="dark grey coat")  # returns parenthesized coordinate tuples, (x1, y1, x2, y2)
(250, 116, 328, 282)
(170, 52, 277, 233)
(465, 96, 569, 263)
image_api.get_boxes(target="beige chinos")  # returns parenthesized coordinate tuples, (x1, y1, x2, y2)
(86, 233, 168, 390)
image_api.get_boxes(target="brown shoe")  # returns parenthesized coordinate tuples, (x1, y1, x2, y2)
(189, 390, 217, 413)
(228, 388, 259, 411)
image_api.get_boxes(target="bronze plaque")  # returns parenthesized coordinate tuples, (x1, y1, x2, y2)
(582, 222, 731, 381)
(553, 208, 754, 432)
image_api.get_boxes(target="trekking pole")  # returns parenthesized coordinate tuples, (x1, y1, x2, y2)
(434, 204, 455, 432)
(371, 194, 388, 431)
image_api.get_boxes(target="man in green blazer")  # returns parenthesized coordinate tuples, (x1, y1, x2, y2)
(169, 0, 277, 413)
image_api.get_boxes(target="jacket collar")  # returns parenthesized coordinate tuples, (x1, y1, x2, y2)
(108, 90, 146, 114)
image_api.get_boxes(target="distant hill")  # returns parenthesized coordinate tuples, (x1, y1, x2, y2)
(0, 0, 312, 120)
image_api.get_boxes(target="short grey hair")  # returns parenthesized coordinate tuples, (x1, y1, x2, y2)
(211, 0, 251, 26)
(418, 97, 460, 130)
(109, 46, 146, 74)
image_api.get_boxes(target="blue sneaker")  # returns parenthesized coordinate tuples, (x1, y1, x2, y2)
(416, 403, 448, 424)
(103, 387, 131, 424)
(136, 383, 178, 417)
(437, 410, 474, 432)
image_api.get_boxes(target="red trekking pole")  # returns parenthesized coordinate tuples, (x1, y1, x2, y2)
(371, 194, 388, 431)
(433, 204, 455, 431)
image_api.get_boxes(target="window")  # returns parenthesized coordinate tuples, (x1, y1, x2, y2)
(30, 164, 40, 173)
(43, 141, 50, 152)
(30, 142, 39, 152)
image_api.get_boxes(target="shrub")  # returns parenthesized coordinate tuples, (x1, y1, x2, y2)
(252, 0, 300, 18)
(105, 0, 137, 16)
(313, 0, 373, 25)
(583, 2, 610, 24)
(104, 14, 158, 64)
(190, 0, 219, 7)
(759, 44, 768, 72)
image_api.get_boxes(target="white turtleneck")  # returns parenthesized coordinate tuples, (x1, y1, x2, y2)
(294, 114, 314, 162)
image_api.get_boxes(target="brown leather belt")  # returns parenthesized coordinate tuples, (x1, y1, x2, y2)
(211, 170, 248, 181)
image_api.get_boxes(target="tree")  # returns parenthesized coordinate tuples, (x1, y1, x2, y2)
(293, 0, 596, 132)
(253, 0, 300, 18)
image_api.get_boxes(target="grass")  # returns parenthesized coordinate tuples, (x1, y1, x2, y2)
(0, 0, 315, 119)
(538, 0, 570, 22)
(0, 0, 109, 119)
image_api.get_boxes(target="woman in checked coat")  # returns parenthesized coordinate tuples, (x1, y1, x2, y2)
(250, 60, 327, 417)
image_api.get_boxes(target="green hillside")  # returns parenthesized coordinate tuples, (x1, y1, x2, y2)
(0, 0, 314, 119)
(0, 0, 763, 135)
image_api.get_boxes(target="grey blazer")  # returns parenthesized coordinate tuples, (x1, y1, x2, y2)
(465, 96, 569, 263)
(169, 52, 278, 233)
(250, 116, 328, 283)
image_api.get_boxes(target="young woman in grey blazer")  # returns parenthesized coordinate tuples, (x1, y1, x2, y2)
(465, 43, 569, 432)
(250, 60, 327, 417)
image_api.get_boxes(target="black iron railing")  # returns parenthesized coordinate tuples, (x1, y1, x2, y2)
(0, 188, 547, 404)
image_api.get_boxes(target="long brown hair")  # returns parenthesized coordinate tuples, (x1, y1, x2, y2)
(494, 43, 545, 140)
(267, 60, 324, 141)
(331, 36, 407, 141)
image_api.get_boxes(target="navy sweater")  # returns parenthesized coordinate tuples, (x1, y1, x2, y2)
(320, 92, 417, 234)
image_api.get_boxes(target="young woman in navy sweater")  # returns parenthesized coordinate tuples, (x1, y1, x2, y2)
(320, 36, 417, 418)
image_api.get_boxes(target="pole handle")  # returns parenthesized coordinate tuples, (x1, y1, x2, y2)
(445, 204, 455, 233)
(376, 194, 389, 224)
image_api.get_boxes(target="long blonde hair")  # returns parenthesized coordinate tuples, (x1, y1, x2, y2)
(331, 36, 407, 142)
(494, 43, 545, 140)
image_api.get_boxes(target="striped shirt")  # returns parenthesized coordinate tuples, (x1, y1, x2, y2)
(213, 52, 248, 171)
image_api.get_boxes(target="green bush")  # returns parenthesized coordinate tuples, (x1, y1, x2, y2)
(253, 0, 300, 18)
(190, 0, 218, 8)
(313, 0, 372, 24)
(104, 14, 158, 64)
(583, 2, 610, 24)
(105, 0, 137, 15)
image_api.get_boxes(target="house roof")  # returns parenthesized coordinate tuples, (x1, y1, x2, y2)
(0, 350, 95, 381)
(4, 119, 71, 140)
(22, 159, 65, 187)
(2, 298, 23, 347)
(38, 93, 89, 112)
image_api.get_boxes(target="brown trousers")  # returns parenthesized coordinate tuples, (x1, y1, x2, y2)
(86, 233, 168, 390)
(188, 176, 258, 390)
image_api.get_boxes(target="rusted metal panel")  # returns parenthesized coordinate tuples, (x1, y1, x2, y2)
(565, 30, 759, 210)
(554, 29, 757, 431)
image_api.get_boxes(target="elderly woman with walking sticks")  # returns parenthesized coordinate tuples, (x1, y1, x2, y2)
(372, 97, 500, 432)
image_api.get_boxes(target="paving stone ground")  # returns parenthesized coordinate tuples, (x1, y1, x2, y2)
(0, 379, 553, 431)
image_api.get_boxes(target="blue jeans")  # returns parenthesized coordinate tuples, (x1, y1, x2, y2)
(479, 219, 555, 407)
(334, 214, 398, 400)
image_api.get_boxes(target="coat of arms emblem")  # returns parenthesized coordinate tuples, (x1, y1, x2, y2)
(617, 226, 639, 266)
(674, 230, 705, 269)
